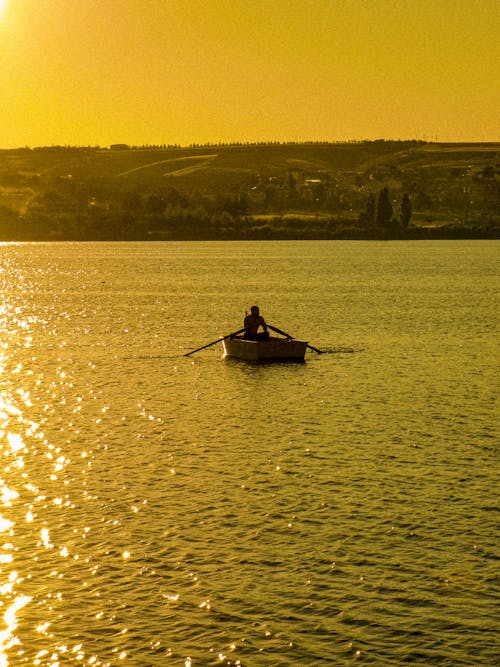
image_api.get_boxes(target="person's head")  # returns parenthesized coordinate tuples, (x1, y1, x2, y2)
(250, 305, 259, 315)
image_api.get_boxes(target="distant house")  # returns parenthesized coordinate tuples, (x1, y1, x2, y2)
(110, 144, 129, 151)
(299, 178, 324, 202)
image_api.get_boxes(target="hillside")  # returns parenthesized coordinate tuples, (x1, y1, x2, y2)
(0, 141, 499, 240)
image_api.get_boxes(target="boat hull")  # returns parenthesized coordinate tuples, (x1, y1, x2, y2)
(222, 336, 307, 362)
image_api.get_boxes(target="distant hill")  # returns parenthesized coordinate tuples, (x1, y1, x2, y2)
(0, 141, 498, 240)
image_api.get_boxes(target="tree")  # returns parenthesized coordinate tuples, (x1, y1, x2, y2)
(146, 194, 166, 215)
(122, 191, 143, 213)
(0, 204, 19, 239)
(365, 192, 376, 226)
(376, 187, 393, 226)
(400, 192, 412, 228)
(482, 165, 495, 179)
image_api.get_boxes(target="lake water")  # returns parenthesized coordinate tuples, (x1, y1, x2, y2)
(0, 241, 498, 666)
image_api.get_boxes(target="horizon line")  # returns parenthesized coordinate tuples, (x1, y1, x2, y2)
(2, 138, 500, 151)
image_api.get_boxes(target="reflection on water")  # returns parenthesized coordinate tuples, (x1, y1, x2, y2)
(0, 241, 498, 666)
(0, 328, 33, 662)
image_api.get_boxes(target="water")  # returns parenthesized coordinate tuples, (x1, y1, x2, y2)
(0, 241, 498, 666)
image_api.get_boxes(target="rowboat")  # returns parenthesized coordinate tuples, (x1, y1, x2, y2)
(222, 335, 308, 362)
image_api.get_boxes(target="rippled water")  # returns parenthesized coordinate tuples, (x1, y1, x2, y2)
(0, 241, 498, 666)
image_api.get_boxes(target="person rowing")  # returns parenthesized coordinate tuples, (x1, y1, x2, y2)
(244, 305, 270, 341)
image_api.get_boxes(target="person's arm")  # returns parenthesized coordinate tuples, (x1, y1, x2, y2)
(261, 317, 268, 332)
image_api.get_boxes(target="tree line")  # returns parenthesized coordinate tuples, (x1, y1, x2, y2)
(2, 179, 498, 240)
(5, 181, 473, 241)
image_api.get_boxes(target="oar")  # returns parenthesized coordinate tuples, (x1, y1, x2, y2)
(184, 328, 245, 357)
(267, 324, 324, 354)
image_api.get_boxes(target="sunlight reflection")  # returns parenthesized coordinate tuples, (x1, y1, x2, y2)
(35, 622, 50, 635)
(40, 528, 53, 549)
(0, 515, 13, 532)
(0, 397, 21, 418)
(6, 432, 24, 453)
(0, 485, 18, 506)
(0, 376, 25, 667)
(0, 593, 32, 662)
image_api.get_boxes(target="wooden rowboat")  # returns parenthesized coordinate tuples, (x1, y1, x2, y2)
(222, 335, 307, 362)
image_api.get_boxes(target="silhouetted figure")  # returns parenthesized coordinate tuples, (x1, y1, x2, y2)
(244, 306, 269, 340)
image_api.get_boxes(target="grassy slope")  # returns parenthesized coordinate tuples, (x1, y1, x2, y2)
(0, 142, 499, 238)
(1, 141, 498, 182)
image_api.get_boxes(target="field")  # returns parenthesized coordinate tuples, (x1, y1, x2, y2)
(0, 141, 498, 240)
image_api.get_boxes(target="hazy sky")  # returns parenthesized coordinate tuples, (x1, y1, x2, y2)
(1, 0, 499, 147)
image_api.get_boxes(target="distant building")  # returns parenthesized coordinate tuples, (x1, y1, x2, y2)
(299, 179, 324, 202)
(110, 144, 129, 151)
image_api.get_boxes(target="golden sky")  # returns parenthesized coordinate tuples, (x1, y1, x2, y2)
(1, 0, 499, 147)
